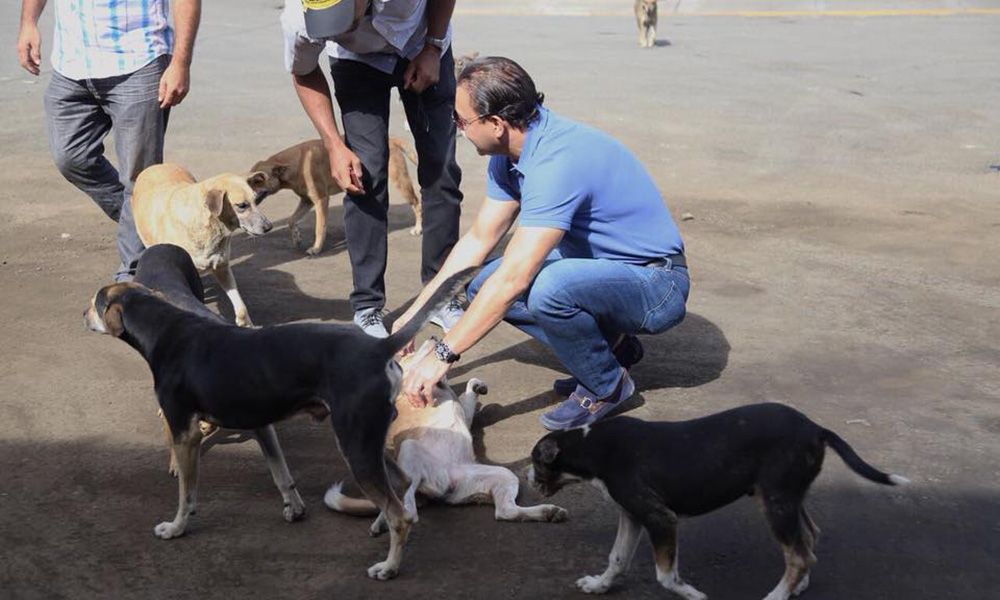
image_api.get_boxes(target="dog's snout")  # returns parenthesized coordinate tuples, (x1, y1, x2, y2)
(262, 216, 273, 233)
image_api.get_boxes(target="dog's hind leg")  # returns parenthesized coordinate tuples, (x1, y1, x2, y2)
(758, 492, 816, 600)
(576, 510, 642, 594)
(155, 416, 204, 540)
(448, 464, 568, 522)
(253, 425, 305, 523)
(212, 263, 252, 327)
(330, 402, 413, 580)
(286, 197, 313, 250)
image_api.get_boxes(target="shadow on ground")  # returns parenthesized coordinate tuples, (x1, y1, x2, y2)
(0, 437, 993, 599)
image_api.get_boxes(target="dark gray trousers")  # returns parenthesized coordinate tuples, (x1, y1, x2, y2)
(44, 55, 170, 282)
(330, 48, 463, 313)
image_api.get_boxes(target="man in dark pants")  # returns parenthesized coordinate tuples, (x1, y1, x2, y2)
(282, 0, 463, 337)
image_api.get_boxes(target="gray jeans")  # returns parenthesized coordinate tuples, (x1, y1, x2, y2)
(44, 55, 170, 282)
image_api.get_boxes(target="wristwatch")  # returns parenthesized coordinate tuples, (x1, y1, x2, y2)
(433, 338, 461, 364)
(424, 35, 447, 51)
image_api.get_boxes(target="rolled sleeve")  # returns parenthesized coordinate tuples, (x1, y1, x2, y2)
(281, 1, 326, 75)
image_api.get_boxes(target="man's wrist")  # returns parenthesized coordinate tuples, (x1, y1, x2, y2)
(420, 39, 444, 55)
(432, 338, 460, 363)
(171, 57, 193, 68)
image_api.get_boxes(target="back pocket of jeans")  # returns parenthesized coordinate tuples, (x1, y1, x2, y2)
(639, 278, 685, 334)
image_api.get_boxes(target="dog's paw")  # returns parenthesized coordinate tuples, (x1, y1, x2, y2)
(153, 521, 185, 540)
(409, 225, 422, 236)
(283, 500, 306, 523)
(369, 517, 388, 537)
(168, 460, 178, 478)
(366, 560, 399, 581)
(469, 378, 488, 396)
(545, 505, 569, 523)
(305, 246, 323, 257)
(576, 575, 611, 594)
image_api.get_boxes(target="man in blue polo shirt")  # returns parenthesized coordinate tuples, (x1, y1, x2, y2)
(393, 56, 689, 431)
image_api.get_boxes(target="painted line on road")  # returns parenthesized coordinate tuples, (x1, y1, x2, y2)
(455, 8, 1000, 17)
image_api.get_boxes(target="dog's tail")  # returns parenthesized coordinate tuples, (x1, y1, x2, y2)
(384, 267, 478, 357)
(324, 482, 380, 516)
(822, 429, 910, 486)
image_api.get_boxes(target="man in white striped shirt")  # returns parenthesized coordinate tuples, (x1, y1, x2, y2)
(16, 0, 202, 282)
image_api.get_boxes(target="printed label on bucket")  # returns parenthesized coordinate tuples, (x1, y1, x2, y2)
(302, 0, 343, 11)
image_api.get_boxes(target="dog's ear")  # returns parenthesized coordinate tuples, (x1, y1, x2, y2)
(104, 303, 125, 337)
(536, 438, 560, 465)
(246, 171, 269, 190)
(205, 188, 227, 216)
(271, 165, 288, 180)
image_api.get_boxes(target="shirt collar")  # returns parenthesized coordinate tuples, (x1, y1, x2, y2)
(510, 106, 550, 175)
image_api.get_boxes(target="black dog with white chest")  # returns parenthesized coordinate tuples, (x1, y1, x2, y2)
(528, 403, 907, 600)
(133, 244, 306, 522)
(85, 262, 476, 581)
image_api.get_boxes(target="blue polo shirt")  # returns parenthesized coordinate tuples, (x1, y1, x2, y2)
(486, 107, 683, 264)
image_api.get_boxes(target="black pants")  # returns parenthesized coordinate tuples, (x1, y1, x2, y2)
(330, 48, 463, 313)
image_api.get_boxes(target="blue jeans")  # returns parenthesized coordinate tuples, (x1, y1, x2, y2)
(44, 55, 170, 282)
(466, 253, 690, 397)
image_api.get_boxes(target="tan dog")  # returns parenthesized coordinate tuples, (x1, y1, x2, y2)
(131, 164, 273, 327)
(635, 0, 658, 48)
(325, 347, 568, 530)
(251, 136, 421, 256)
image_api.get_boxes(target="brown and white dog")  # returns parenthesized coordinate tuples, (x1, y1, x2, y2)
(250, 136, 422, 256)
(131, 164, 272, 327)
(325, 345, 568, 530)
(635, 0, 658, 48)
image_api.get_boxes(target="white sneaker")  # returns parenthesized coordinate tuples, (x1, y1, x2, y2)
(429, 298, 465, 333)
(353, 308, 388, 338)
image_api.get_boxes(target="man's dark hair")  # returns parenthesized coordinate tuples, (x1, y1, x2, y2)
(457, 56, 545, 130)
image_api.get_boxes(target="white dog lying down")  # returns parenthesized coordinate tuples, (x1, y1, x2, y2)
(325, 348, 568, 530)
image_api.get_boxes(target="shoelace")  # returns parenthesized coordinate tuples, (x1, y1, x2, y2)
(360, 311, 384, 328)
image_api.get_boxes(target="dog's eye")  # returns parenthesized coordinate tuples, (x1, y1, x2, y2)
(235, 202, 250, 210)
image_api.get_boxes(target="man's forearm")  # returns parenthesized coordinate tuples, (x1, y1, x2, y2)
(20, 0, 47, 25)
(170, 0, 201, 66)
(405, 231, 494, 319)
(442, 262, 528, 356)
(424, 0, 455, 40)
(292, 68, 345, 148)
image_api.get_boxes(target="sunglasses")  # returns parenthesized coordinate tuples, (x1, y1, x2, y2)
(453, 110, 493, 131)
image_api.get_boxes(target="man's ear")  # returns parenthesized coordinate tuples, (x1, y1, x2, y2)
(246, 171, 268, 189)
(537, 438, 560, 464)
(205, 188, 226, 216)
(104, 303, 125, 337)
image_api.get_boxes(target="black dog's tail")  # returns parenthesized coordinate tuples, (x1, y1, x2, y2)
(822, 429, 910, 486)
(384, 267, 479, 357)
